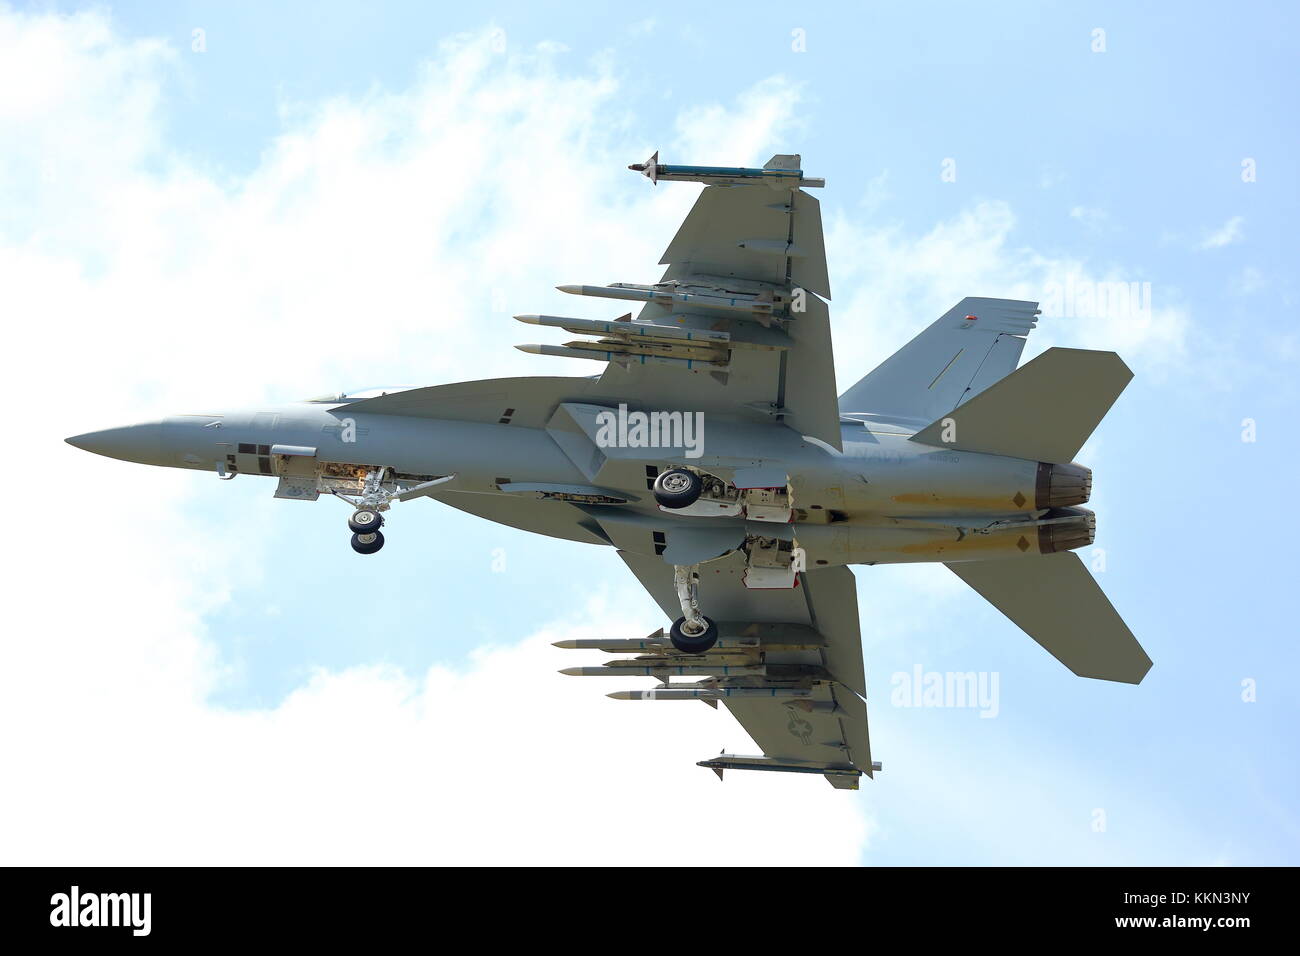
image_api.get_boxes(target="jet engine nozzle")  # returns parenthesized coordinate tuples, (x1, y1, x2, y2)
(1035, 461, 1092, 508)
(1037, 507, 1096, 554)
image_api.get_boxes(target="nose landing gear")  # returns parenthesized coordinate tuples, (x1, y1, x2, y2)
(338, 468, 394, 555)
(330, 466, 454, 554)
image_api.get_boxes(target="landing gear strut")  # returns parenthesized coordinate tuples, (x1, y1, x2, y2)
(670, 564, 718, 653)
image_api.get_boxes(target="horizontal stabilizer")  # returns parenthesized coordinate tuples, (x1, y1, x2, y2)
(911, 347, 1132, 463)
(947, 552, 1152, 683)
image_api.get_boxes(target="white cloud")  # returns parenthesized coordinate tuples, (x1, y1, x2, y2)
(1232, 265, 1265, 295)
(1198, 215, 1245, 250)
(0, 9, 872, 864)
(0, 7, 1218, 865)
(672, 76, 805, 166)
(826, 200, 1190, 392)
(859, 169, 892, 217)
(1068, 205, 1108, 231)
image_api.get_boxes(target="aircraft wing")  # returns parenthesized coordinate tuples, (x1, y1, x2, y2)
(605, 550, 875, 788)
(529, 155, 843, 449)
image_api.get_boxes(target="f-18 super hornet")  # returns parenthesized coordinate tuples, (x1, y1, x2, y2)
(67, 152, 1151, 788)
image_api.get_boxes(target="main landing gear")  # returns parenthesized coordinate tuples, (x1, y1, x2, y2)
(653, 469, 704, 509)
(670, 564, 718, 653)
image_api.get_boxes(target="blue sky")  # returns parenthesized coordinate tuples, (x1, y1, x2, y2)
(5, 1, 1297, 864)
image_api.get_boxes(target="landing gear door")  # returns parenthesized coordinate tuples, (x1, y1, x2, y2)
(733, 467, 793, 524)
(272, 444, 320, 500)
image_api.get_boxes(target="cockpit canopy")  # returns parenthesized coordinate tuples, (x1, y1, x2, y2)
(305, 385, 418, 404)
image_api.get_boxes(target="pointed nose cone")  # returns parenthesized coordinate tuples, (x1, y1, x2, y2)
(65, 422, 166, 465)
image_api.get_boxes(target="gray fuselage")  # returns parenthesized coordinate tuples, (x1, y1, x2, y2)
(69, 397, 1093, 568)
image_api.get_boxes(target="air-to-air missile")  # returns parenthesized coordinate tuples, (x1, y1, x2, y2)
(513, 342, 725, 371)
(514, 311, 731, 370)
(556, 627, 827, 702)
(560, 664, 767, 678)
(553, 282, 782, 318)
(551, 629, 827, 653)
(514, 313, 730, 345)
(627, 150, 825, 189)
(605, 686, 812, 700)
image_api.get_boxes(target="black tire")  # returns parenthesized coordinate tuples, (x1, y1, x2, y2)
(670, 616, 718, 653)
(654, 469, 703, 509)
(350, 530, 385, 555)
(348, 508, 384, 533)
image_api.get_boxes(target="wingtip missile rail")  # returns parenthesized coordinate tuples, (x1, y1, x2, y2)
(628, 150, 825, 189)
(696, 754, 878, 786)
(697, 754, 861, 778)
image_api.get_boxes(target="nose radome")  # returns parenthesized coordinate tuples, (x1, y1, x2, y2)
(65, 421, 166, 465)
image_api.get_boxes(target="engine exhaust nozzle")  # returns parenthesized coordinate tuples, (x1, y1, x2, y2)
(1036, 462, 1092, 509)
(1038, 507, 1096, 554)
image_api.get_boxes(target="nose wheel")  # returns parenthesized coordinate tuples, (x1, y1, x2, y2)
(348, 508, 385, 552)
(351, 530, 385, 554)
(348, 508, 384, 534)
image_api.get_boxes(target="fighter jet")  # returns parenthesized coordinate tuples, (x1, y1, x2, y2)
(67, 152, 1151, 788)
